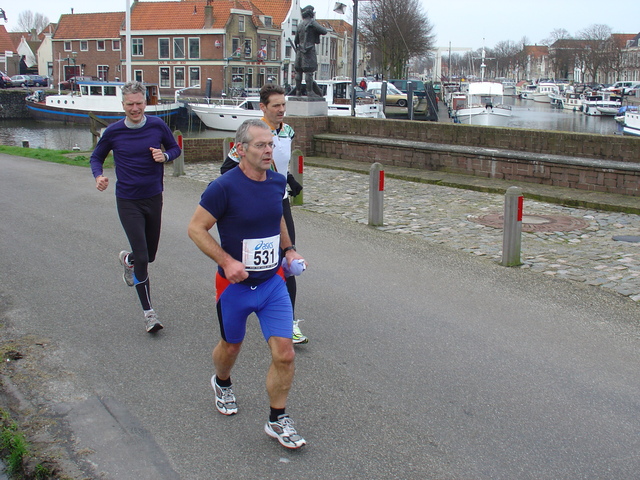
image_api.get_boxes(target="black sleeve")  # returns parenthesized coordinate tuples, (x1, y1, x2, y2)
(220, 156, 239, 175)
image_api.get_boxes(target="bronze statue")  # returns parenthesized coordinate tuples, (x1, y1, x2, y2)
(293, 5, 328, 97)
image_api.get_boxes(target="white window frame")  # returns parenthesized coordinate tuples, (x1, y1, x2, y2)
(188, 37, 200, 59)
(158, 38, 170, 59)
(80, 40, 88, 51)
(97, 40, 105, 51)
(174, 66, 186, 88)
(159, 67, 170, 87)
(173, 38, 185, 59)
(112, 39, 121, 51)
(132, 38, 144, 56)
(189, 66, 200, 87)
(64, 41, 72, 52)
(238, 16, 245, 32)
(134, 70, 143, 82)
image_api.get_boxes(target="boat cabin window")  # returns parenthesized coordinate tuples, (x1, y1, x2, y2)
(90, 86, 102, 96)
(104, 86, 118, 96)
(80, 85, 89, 95)
(333, 83, 347, 99)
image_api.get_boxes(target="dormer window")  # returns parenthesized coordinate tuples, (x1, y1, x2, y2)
(264, 16, 272, 28)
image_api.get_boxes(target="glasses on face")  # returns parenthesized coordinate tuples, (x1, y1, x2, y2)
(246, 142, 275, 151)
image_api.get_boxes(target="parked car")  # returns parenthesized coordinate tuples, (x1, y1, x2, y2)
(367, 81, 413, 107)
(354, 85, 376, 99)
(0, 71, 11, 88)
(10, 74, 34, 87)
(389, 78, 427, 98)
(30, 75, 49, 87)
(58, 75, 100, 90)
(605, 81, 640, 95)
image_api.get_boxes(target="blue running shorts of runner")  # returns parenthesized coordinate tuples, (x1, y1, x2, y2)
(215, 271, 293, 344)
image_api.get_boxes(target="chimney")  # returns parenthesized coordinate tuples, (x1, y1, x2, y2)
(204, 4, 214, 29)
(30, 28, 37, 40)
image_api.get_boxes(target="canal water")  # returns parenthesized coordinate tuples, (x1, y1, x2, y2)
(0, 97, 620, 151)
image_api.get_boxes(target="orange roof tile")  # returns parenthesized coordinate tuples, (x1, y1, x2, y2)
(524, 45, 549, 58)
(250, 0, 292, 26)
(318, 19, 352, 35)
(54, 12, 125, 39)
(0, 25, 15, 53)
(131, 1, 232, 30)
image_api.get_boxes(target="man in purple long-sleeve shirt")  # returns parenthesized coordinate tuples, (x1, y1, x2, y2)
(90, 81, 181, 333)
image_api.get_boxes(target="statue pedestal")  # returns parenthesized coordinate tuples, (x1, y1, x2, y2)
(286, 96, 328, 116)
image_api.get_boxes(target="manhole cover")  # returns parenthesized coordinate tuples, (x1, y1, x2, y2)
(470, 214, 590, 233)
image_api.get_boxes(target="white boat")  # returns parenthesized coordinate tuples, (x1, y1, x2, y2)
(189, 79, 384, 131)
(583, 92, 621, 116)
(189, 97, 262, 131)
(622, 109, 640, 136)
(531, 82, 560, 103)
(25, 81, 181, 125)
(451, 82, 512, 126)
(549, 91, 583, 111)
(518, 84, 538, 100)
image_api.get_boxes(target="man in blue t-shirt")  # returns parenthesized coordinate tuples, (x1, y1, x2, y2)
(91, 81, 181, 333)
(188, 118, 308, 450)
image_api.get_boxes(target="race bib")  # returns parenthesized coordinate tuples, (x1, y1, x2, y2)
(242, 234, 280, 271)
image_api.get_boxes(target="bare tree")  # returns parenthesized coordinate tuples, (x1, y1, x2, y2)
(577, 24, 612, 83)
(13, 10, 50, 34)
(542, 28, 572, 46)
(359, 0, 435, 79)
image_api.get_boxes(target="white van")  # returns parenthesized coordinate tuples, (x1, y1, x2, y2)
(605, 81, 640, 94)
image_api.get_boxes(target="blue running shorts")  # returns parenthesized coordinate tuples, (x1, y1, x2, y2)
(215, 272, 293, 344)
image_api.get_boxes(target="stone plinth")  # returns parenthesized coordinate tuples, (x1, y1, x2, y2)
(287, 96, 328, 116)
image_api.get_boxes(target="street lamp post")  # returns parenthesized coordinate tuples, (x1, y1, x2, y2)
(350, 0, 359, 116)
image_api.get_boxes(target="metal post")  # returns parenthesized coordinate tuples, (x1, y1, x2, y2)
(350, 0, 359, 116)
(407, 81, 414, 120)
(223, 137, 235, 160)
(368, 162, 384, 226)
(172, 131, 185, 177)
(501, 186, 523, 266)
(290, 149, 304, 206)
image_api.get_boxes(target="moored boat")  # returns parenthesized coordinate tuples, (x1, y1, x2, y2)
(583, 92, 621, 116)
(531, 82, 560, 103)
(451, 82, 512, 126)
(25, 81, 181, 125)
(189, 79, 385, 131)
(622, 109, 640, 136)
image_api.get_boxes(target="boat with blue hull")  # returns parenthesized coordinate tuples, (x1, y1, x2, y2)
(25, 81, 181, 125)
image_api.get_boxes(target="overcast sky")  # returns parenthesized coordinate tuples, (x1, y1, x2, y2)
(3, 0, 639, 52)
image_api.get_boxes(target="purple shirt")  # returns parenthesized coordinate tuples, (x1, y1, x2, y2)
(90, 116, 181, 200)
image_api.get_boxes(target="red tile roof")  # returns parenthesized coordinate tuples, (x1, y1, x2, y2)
(524, 45, 549, 58)
(250, 0, 292, 26)
(54, 12, 125, 39)
(131, 1, 232, 30)
(0, 25, 15, 53)
(318, 19, 352, 35)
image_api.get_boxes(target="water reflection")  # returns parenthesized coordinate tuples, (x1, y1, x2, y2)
(0, 98, 622, 150)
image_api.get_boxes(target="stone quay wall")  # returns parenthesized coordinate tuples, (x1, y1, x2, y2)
(183, 115, 640, 196)
(0, 90, 31, 119)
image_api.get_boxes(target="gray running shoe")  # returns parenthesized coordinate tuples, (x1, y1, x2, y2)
(265, 414, 306, 449)
(292, 319, 308, 344)
(119, 250, 134, 287)
(144, 310, 163, 333)
(211, 375, 238, 415)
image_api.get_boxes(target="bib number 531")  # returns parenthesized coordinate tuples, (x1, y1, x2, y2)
(242, 234, 280, 271)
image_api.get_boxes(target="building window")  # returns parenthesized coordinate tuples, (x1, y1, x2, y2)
(264, 16, 272, 28)
(188, 38, 200, 59)
(244, 39, 252, 58)
(132, 38, 144, 56)
(173, 38, 185, 59)
(160, 67, 170, 87)
(112, 39, 121, 51)
(285, 45, 292, 59)
(231, 66, 244, 87)
(64, 41, 72, 52)
(292, 19, 298, 35)
(232, 38, 241, 57)
(80, 41, 88, 51)
(238, 16, 245, 32)
(97, 65, 109, 80)
(270, 39, 277, 60)
(267, 67, 278, 83)
(189, 67, 200, 87)
(174, 66, 185, 87)
(97, 40, 105, 51)
(134, 70, 143, 82)
(159, 38, 170, 59)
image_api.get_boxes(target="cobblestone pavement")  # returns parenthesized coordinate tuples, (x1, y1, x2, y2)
(183, 163, 640, 303)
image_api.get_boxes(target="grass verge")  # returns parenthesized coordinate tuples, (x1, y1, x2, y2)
(0, 145, 113, 169)
(0, 408, 53, 479)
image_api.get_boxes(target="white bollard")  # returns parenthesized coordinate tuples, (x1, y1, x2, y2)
(368, 162, 384, 226)
(501, 186, 523, 266)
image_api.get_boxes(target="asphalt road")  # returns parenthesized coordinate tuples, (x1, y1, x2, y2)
(1, 154, 639, 480)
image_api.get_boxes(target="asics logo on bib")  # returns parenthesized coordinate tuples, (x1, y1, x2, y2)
(254, 240, 275, 251)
